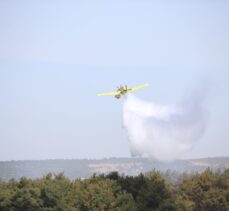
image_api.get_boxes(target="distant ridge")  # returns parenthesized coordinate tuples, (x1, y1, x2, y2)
(0, 157, 228, 181)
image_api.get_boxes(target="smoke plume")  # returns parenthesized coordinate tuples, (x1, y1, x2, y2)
(123, 92, 208, 161)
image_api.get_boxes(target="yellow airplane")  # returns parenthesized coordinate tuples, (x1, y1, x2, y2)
(97, 83, 149, 99)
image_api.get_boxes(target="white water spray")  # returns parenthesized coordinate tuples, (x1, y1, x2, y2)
(123, 93, 208, 161)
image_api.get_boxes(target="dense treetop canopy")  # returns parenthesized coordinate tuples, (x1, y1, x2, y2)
(0, 169, 228, 211)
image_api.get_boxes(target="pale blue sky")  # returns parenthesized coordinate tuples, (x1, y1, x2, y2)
(0, 0, 228, 160)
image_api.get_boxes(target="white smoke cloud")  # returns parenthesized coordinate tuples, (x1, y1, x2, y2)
(123, 92, 208, 161)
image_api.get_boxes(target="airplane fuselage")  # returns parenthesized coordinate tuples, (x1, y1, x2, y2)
(115, 86, 131, 99)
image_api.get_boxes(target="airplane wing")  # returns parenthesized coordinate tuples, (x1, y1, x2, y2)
(129, 83, 149, 92)
(97, 91, 120, 96)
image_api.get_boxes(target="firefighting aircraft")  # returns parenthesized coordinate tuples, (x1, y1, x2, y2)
(97, 83, 149, 99)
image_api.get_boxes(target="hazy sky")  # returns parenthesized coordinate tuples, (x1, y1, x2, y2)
(0, 1, 228, 161)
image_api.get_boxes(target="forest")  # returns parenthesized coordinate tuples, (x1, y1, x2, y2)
(0, 168, 228, 211)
